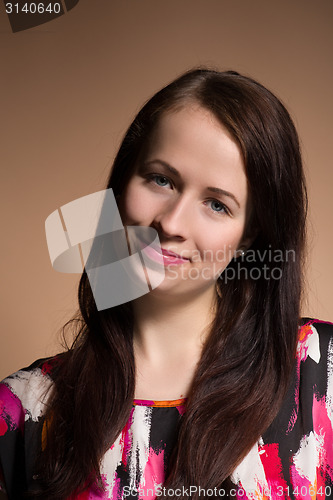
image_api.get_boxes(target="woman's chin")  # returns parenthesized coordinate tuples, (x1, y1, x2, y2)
(147, 274, 216, 300)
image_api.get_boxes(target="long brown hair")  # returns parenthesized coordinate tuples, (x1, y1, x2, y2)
(34, 69, 307, 498)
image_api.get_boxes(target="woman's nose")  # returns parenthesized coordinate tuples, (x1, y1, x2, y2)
(154, 195, 192, 240)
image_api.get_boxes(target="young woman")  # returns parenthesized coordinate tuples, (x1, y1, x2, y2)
(0, 69, 332, 499)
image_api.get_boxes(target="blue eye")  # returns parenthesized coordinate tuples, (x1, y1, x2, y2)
(206, 200, 230, 216)
(153, 175, 171, 187)
(210, 200, 225, 212)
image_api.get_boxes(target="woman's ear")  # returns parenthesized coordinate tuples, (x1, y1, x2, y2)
(241, 229, 258, 251)
(237, 218, 259, 256)
(238, 194, 259, 253)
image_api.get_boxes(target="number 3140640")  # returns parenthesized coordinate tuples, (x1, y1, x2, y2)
(5, 3, 61, 14)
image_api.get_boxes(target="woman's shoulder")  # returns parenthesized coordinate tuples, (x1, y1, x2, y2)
(296, 317, 333, 404)
(0, 354, 63, 425)
(0, 356, 64, 497)
(298, 317, 333, 361)
(300, 316, 333, 335)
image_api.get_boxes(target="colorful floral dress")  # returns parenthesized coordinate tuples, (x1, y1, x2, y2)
(0, 318, 332, 499)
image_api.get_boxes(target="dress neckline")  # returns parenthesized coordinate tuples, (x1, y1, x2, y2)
(133, 397, 187, 407)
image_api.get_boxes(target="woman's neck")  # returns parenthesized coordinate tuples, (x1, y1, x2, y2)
(133, 287, 216, 356)
(132, 286, 217, 400)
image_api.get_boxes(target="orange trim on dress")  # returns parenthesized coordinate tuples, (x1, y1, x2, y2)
(133, 398, 187, 408)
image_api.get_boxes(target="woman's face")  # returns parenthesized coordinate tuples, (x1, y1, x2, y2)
(118, 104, 252, 298)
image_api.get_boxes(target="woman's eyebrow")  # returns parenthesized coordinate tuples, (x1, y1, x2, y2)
(144, 159, 181, 178)
(206, 186, 240, 208)
(144, 159, 240, 208)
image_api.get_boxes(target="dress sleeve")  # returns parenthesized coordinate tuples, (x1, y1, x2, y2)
(0, 361, 54, 499)
(230, 318, 333, 499)
(297, 319, 333, 493)
(0, 381, 27, 498)
(0, 462, 8, 498)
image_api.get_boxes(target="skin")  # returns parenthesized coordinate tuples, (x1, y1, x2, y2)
(118, 104, 252, 400)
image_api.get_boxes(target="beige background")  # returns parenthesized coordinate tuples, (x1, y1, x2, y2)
(0, 0, 332, 380)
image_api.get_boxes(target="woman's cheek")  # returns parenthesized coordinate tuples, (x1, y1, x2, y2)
(119, 183, 143, 224)
(123, 189, 156, 225)
(203, 226, 245, 263)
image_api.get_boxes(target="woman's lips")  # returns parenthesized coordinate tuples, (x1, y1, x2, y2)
(161, 248, 190, 265)
(142, 245, 190, 266)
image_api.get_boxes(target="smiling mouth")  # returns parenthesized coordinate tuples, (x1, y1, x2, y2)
(161, 248, 190, 264)
(140, 245, 190, 266)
